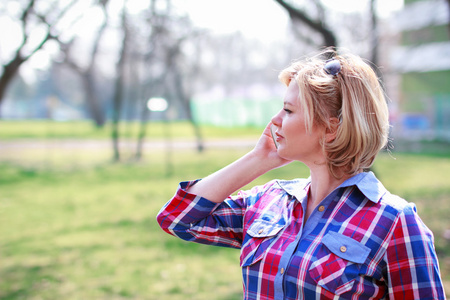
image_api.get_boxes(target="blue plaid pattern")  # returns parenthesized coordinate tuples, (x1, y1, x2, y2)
(157, 172, 446, 299)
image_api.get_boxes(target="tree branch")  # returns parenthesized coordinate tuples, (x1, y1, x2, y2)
(274, 0, 337, 47)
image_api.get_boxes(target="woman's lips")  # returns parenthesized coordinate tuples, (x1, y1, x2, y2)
(275, 132, 283, 143)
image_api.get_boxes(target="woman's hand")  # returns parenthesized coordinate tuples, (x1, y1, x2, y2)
(251, 122, 292, 171)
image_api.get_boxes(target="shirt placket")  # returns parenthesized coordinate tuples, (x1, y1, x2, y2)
(274, 189, 341, 299)
(273, 195, 307, 299)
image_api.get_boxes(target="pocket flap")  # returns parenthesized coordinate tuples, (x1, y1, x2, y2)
(247, 219, 285, 238)
(240, 219, 285, 267)
(322, 231, 370, 264)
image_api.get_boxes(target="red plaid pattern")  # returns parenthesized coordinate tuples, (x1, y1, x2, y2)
(157, 172, 446, 299)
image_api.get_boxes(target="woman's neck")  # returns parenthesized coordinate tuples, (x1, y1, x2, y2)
(304, 167, 352, 221)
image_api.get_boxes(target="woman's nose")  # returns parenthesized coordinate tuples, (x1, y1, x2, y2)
(271, 110, 282, 127)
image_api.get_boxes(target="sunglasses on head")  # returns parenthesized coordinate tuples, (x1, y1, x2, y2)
(324, 59, 341, 76)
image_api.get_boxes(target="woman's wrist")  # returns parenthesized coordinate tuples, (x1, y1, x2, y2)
(248, 147, 290, 174)
(185, 151, 270, 203)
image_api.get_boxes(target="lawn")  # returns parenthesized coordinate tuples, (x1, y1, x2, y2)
(0, 121, 449, 299)
(0, 120, 263, 140)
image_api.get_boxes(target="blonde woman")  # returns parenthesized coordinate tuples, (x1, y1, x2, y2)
(157, 49, 445, 299)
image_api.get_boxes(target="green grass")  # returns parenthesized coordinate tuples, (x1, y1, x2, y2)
(0, 120, 263, 140)
(0, 150, 247, 300)
(1, 121, 449, 299)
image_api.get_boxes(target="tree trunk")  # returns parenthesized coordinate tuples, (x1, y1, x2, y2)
(173, 70, 204, 152)
(0, 57, 24, 114)
(447, 0, 450, 38)
(111, 4, 129, 162)
(82, 73, 106, 127)
(135, 102, 150, 161)
(370, 0, 382, 79)
(111, 79, 124, 162)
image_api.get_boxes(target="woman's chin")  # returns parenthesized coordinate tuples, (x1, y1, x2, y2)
(276, 147, 289, 159)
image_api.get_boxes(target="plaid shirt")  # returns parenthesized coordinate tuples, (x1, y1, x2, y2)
(157, 172, 445, 299)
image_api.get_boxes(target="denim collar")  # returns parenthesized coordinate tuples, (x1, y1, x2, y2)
(276, 171, 387, 204)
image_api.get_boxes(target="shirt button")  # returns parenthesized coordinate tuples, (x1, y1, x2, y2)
(258, 229, 264, 234)
(318, 205, 325, 212)
(340, 246, 347, 253)
(280, 268, 285, 274)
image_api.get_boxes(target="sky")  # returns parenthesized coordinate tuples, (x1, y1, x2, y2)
(1, 0, 404, 82)
(171, 0, 403, 38)
(171, 0, 289, 41)
(131, 0, 403, 40)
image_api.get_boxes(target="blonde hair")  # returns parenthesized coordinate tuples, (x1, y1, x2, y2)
(278, 48, 389, 178)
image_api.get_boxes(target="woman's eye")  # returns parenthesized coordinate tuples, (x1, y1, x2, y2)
(284, 108, 292, 114)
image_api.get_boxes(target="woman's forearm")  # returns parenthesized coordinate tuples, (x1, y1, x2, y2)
(187, 151, 273, 203)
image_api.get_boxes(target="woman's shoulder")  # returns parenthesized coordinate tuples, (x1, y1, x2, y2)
(379, 191, 418, 218)
(347, 172, 415, 215)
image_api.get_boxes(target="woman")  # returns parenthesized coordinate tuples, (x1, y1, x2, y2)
(157, 49, 445, 299)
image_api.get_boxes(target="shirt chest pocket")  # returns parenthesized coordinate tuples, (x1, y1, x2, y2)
(240, 219, 285, 267)
(309, 231, 371, 295)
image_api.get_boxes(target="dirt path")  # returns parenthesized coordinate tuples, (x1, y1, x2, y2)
(0, 138, 257, 150)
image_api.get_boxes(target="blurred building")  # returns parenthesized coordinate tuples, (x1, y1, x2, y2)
(390, 0, 450, 141)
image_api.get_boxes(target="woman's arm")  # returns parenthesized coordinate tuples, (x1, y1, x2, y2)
(187, 122, 291, 203)
(157, 123, 290, 247)
(384, 203, 446, 299)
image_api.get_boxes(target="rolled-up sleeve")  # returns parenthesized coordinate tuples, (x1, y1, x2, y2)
(156, 180, 246, 249)
(384, 203, 446, 299)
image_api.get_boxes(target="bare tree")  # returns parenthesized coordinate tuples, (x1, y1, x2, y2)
(134, 0, 170, 161)
(172, 60, 204, 153)
(58, 0, 110, 127)
(447, 0, 450, 37)
(274, 0, 337, 47)
(369, 0, 382, 79)
(134, 0, 205, 160)
(0, 0, 81, 113)
(111, 0, 130, 162)
(166, 36, 204, 153)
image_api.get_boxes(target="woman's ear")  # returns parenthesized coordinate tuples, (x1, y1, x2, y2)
(325, 117, 340, 143)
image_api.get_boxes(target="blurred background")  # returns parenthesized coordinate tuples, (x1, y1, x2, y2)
(1, 0, 449, 299)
